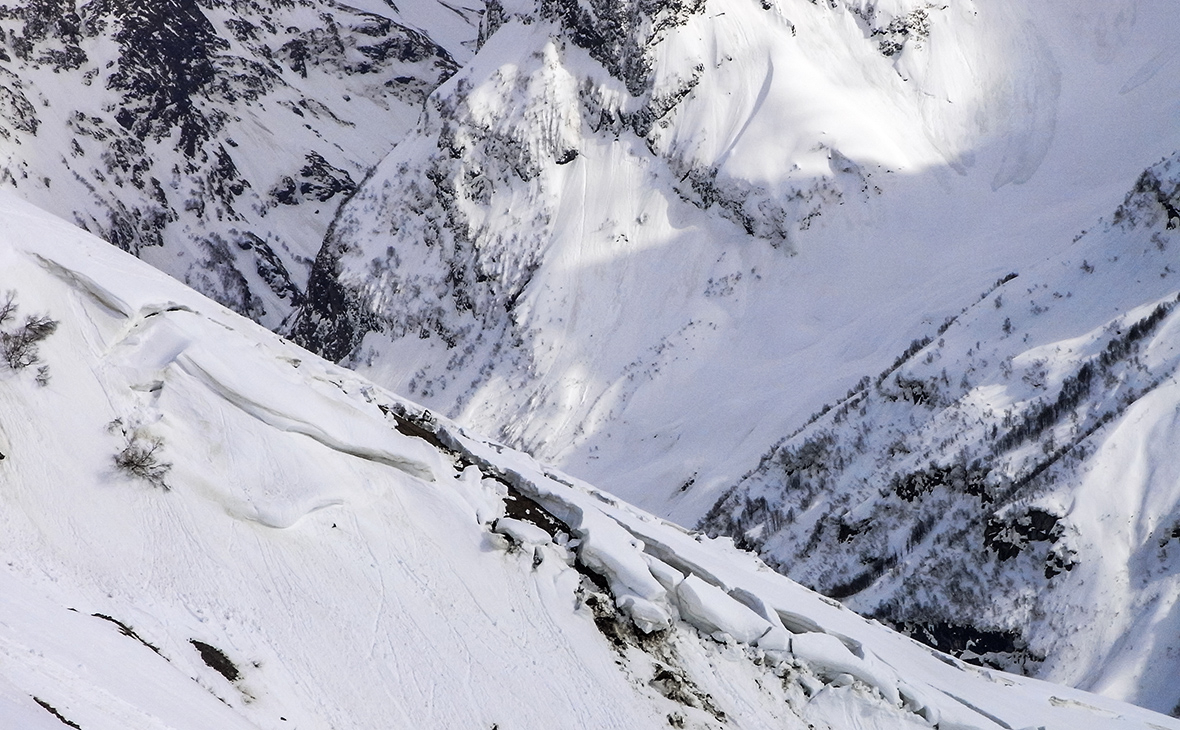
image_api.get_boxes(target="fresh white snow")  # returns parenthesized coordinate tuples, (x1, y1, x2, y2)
(3, 191, 1178, 728)
(5, 0, 1180, 723)
(312, 0, 1180, 531)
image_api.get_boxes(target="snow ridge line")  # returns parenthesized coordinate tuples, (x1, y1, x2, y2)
(374, 402, 999, 727)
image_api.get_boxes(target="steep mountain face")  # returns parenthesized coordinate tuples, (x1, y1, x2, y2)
(3, 190, 1178, 730)
(290, 0, 1180, 528)
(701, 152, 1180, 714)
(8, 0, 1180, 718)
(0, 0, 477, 329)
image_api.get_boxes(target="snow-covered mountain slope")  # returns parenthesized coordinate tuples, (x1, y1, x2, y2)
(4, 195, 1178, 729)
(0, 0, 477, 329)
(289, 0, 1180, 525)
(700, 151, 1180, 715)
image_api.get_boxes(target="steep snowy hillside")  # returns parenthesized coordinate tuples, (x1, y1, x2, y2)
(701, 152, 1180, 715)
(290, 0, 1180, 524)
(0, 0, 477, 329)
(3, 195, 1178, 728)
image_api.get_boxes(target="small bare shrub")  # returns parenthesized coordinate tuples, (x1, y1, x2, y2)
(109, 420, 172, 489)
(0, 291, 58, 372)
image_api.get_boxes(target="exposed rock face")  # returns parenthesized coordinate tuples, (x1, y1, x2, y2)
(289, 0, 938, 427)
(291, 0, 713, 363)
(0, 0, 473, 327)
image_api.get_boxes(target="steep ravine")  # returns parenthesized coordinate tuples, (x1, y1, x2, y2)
(701, 152, 1180, 715)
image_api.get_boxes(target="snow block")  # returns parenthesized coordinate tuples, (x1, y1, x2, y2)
(642, 554, 686, 593)
(615, 594, 672, 634)
(755, 626, 792, 653)
(575, 518, 668, 603)
(450, 466, 507, 525)
(674, 575, 772, 644)
(494, 517, 553, 546)
(790, 632, 901, 706)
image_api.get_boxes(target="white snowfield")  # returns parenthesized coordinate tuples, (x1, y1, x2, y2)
(2, 194, 1177, 729)
(317, 0, 1180, 532)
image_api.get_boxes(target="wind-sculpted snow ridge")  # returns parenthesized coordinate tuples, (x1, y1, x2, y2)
(292, 0, 1180, 525)
(701, 152, 1180, 716)
(0, 0, 479, 329)
(4, 195, 1179, 728)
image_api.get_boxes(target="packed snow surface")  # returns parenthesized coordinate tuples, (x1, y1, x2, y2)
(3, 193, 1179, 728)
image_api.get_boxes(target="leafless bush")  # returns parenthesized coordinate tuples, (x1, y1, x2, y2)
(0, 292, 14, 324)
(0, 291, 58, 375)
(109, 420, 172, 489)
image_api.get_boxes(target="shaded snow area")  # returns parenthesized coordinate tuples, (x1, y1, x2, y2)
(290, 0, 1180, 531)
(4, 195, 1178, 729)
(0, 0, 478, 329)
(701, 152, 1180, 714)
